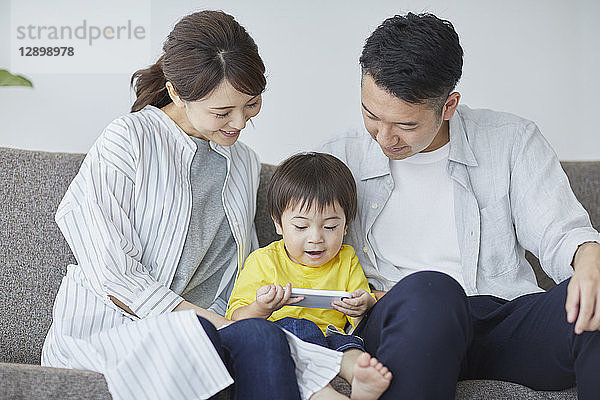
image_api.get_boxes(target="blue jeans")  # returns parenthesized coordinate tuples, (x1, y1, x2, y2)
(275, 317, 365, 352)
(354, 271, 600, 400)
(197, 317, 301, 400)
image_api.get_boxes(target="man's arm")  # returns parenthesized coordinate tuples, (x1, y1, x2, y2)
(508, 122, 600, 332)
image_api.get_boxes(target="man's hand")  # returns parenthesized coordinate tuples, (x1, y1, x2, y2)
(332, 289, 376, 317)
(566, 242, 600, 334)
(255, 283, 303, 317)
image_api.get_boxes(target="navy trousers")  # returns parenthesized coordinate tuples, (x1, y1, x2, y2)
(354, 271, 600, 400)
(198, 317, 301, 400)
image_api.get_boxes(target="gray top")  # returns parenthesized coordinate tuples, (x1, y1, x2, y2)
(170, 137, 236, 308)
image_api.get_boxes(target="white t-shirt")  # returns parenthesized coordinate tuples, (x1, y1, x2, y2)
(371, 143, 464, 288)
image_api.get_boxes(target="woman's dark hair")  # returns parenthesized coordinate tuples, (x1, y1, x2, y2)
(268, 152, 357, 226)
(130, 10, 266, 112)
(360, 12, 463, 111)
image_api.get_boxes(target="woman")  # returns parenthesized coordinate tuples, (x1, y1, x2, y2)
(41, 10, 341, 400)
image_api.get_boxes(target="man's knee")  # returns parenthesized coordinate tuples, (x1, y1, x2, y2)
(383, 271, 469, 329)
(389, 271, 466, 305)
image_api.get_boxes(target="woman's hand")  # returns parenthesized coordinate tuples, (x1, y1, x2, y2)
(332, 289, 376, 317)
(173, 300, 232, 329)
(372, 290, 387, 301)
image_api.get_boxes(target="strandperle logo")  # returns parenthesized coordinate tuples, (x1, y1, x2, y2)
(10, 0, 151, 74)
(15, 20, 146, 46)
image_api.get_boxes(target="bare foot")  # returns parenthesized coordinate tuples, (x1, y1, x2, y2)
(350, 353, 392, 400)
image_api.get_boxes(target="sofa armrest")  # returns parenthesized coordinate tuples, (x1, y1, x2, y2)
(0, 362, 111, 399)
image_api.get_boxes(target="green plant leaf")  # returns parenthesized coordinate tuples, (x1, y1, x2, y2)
(0, 69, 33, 87)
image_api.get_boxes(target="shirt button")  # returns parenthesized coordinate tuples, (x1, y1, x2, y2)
(470, 231, 474, 236)
(386, 178, 392, 185)
(363, 247, 369, 254)
(371, 203, 378, 209)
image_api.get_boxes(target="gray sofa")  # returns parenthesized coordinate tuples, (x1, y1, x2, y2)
(2, 146, 598, 399)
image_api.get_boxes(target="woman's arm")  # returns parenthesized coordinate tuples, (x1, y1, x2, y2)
(58, 119, 184, 319)
(372, 290, 387, 300)
(173, 300, 231, 328)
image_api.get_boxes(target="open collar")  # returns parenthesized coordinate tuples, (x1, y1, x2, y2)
(448, 106, 478, 167)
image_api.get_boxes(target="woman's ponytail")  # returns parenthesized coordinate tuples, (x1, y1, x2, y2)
(130, 55, 172, 112)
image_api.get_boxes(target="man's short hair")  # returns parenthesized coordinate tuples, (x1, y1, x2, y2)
(360, 12, 463, 111)
(268, 152, 357, 226)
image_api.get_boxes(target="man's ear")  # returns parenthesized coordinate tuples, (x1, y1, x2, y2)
(344, 225, 348, 236)
(442, 92, 461, 121)
(272, 216, 283, 235)
(166, 81, 185, 108)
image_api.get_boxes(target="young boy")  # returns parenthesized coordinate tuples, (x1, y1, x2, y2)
(226, 152, 392, 400)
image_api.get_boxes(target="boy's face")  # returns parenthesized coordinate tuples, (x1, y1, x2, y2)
(274, 201, 347, 268)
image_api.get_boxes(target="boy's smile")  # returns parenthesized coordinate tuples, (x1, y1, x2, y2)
(274, 201, 347, 267)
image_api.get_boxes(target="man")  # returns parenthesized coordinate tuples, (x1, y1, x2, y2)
(321, 12, 600, 399)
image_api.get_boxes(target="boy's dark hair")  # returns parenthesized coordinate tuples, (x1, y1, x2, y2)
(268, 152, 357, 226)
(360, 12, 463, 111)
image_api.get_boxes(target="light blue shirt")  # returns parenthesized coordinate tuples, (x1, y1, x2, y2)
(320, 105, 600, 299)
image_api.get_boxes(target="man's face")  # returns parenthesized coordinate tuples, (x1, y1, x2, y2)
(360, 73, 458, 160)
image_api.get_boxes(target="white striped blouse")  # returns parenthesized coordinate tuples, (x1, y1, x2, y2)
(41, 105, 342, 400)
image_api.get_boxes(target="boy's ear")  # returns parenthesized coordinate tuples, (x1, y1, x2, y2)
(344, 225, 348, 236)
(271, 216, 283, 235)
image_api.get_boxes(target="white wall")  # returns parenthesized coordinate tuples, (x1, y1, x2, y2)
(1, 0, 598, 164)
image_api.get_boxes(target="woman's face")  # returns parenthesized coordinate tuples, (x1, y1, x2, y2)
(171, 79, 262, 146)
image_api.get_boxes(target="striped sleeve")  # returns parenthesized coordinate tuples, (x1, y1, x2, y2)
(56, 120, 183, 318)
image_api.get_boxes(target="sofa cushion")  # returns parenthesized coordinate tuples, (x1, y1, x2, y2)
(330, 377, 578, 399)
(0, 148, 84, 364)
(0, 363, 111, 400)
(0, 363, 577, 400)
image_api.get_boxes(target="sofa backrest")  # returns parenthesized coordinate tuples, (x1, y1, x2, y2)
(0, 147, 598, 365)
(1, 148, 83, 364)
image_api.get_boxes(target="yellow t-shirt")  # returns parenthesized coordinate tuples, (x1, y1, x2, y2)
(226, 239, 374, 333)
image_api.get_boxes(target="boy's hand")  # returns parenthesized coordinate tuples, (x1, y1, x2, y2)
(332, 289, 376, 317)
(255, 283, 304, 316)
